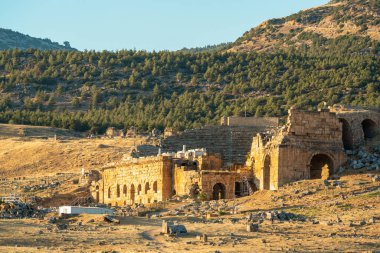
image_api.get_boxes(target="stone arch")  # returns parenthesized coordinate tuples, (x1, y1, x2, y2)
(95, 185, 99, 202)
(123, 185, 127, 197)
(340, 118, 353, 150)
(116, 184, 121, 198)
(107, 186, 111, 199)
(137, 184, 142, 195)
(263, 155, 271, 190)
(145, 182, 150, 194)
(153, 181, 158, 193)
(130, 184, 135, 204)
(309, 154, 334, 180)
(362, 119, 377, 139)
(212, 183, 226, 200)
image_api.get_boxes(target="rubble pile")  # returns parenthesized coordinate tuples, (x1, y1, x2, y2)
(248, 210, 307, 222)
(114, 203, 149, 216)
(168, 200, 235, 217)
(0, 201, 46, 218)
(346, 147, 380, 171)
(23, 182, 60, 192)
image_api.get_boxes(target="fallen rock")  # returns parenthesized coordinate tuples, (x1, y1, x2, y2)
(247, 223, 259, 232)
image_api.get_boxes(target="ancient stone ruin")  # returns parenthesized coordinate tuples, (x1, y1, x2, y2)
(90, 106, 379, 206)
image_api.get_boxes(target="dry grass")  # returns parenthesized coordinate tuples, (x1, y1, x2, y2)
(0, 124, 146, 178)
(0, 123, 379, 252)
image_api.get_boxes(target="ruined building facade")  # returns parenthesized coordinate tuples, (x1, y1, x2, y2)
(91, 107, 379, 206)
(91, 149, 254, 206)
(247, 106, 379, 190)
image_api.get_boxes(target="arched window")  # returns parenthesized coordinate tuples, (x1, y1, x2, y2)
(130, 184, 135, 203)
(95, 185, 100, 202)
(108, 187, 111, 199)
(145, 182, 150, 194)
(123, 185, 127, 197)
(153, 181, 158, 193)
(137, 184, 142, 195)
(116, 184, 121, 198)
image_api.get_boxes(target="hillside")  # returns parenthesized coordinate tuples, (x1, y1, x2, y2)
(0, 123, 151, 177)
(229, 0, 380, 52)
(0, 1, 378, 134)
(0, 28, 75, 51)
(0, 38, 378, 134)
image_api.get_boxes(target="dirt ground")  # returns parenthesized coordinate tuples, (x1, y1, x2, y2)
(0, 123, 379, 252)
(0, 173, 379, 253)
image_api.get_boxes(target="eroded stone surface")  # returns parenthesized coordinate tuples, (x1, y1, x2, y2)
(91, 106, 379, 205)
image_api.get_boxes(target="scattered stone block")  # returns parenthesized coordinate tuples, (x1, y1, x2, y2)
(162, 220, 187, 235)
(104, 216, 120, 224)
(247, 223, 259, 232)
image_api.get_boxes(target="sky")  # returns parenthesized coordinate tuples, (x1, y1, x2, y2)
(1, 0, 329, 51)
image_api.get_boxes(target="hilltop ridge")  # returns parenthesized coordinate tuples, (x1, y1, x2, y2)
(0, 28, 75, 51)
(229, 0, 380, 52)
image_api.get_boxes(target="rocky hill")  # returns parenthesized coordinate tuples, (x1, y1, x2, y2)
(229, 0, 380, 52)
(0, 28, 75, 51)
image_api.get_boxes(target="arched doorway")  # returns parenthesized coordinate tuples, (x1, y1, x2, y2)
(145, 182, 150, 194)
(263, 155, 271, 190)
(130, 184, 135, 204)
(310, 154, 333, 180)
(235, 182, 241, 197)
(212, 183, 226, 200)
(340, 118, 353, 150)
(362, 119, 377, 139)
(95, 185, 99, 202)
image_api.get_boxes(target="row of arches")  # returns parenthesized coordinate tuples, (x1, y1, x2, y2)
(341, 118, 378, 150)
(100, 181, 158, 203)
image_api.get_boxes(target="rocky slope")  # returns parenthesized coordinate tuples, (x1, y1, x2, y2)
(229, 0, 380, 52)
(0, 28, 75, 51)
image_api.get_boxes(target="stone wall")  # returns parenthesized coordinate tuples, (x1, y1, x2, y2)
(90, 156, 173, 206)
(91, 153, 254, 205)
(248, 108, 348, 190)
(248, 133, 281, 190)
(174, 168, 200, 196)
(199, 171, 237, 200)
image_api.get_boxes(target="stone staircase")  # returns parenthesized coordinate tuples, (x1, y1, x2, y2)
(162, 125, 268, 165)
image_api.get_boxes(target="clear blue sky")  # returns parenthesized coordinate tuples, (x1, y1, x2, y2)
(1, 0, 329, 51)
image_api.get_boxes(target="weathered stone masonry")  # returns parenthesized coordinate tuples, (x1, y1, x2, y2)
(91, 106, 379, 205)
(247, 107, 379, 191)
(91, 156, 172, 206)
(91, 151, 255, 206)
